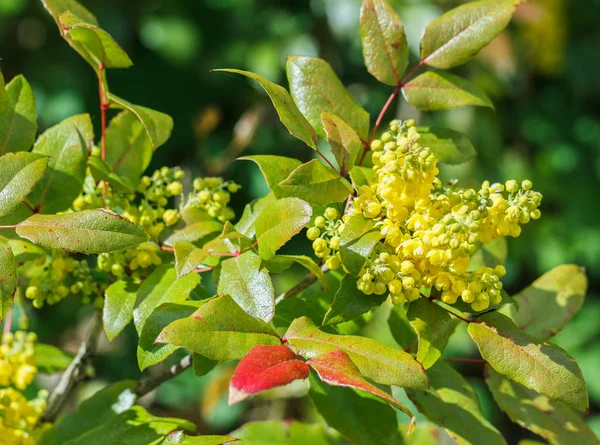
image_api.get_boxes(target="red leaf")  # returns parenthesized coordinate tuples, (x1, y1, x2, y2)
(307, 349, 416, 435)
(229, 345, 309, 405)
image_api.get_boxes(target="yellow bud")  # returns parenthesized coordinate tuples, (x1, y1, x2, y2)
(388, 280, 403, 295)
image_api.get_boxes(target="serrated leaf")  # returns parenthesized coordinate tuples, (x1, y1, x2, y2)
(499, 265, 587, 341)
(323, 274, 384, 326)
(28, 114, 92, 213)
(239, 156, 301, 197)
(486, 366, 599, 445)
(277, 160, 353, 206)
(321, 111, 362, 175)
(218, 251, 275, 321)
(468, 312, 588, 412)
(0, 237, 16, 320)
(33, 343, 74, 373)
(339, 214, 381, 276)
(308, 372, 403, 445)
(0, 152, 48, 217)
(267, 255, 327, 287)
(421, 0, 520, 69)
(287, 56, 370, 139)
(133, 266, 200, 335)
(156, 295, 281, 361)
(468, 237, 507, 271)
(16, 209, 148, 254)
(403, 72, 493, 111)
(88, 156, 135, 192)
(285, 317, 428, 388)
(349, 166, 375, 188)
(360, 0, 408, 85)
(406, 362, 507, 445)
(407, 298, 457, 369)
(138, 302, 200, 371)
(173, 242, 209, 278)
(229, 345, 309, 404)
(308, 349, 415, 426)
(231, 420, 343, 445)
(417, 126, 476, 165)
(255, 197, 312, 260)
(214, 69, 317, 149)
(103, 278, 138, 341)
(0, 74, 37, 154)
(164, 220, 222, 247)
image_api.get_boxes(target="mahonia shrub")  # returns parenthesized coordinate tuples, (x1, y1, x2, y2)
(0, 0, 594, 444)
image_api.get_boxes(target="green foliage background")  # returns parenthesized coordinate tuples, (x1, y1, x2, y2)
(1, 0, 599, 441)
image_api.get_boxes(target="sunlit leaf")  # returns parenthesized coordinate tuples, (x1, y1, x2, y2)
(321, 111, 362, 175)
(0, 74, 37, 154)
(339, 214, 381, 276)
(417, 126, 476, 165)
(0, 237, 16, 320)
(173, 242, 209, 278)
(0, 152, 48, 217)
(103, 278, 138, 341)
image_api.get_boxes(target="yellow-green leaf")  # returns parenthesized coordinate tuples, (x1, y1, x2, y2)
(0, 74, 37, 154)
(103, 278, 138, 341)
(0, 152, 48, 217)
(321, 111, 362, 175)
(0, 237, 16, 320)
(173, 241, 209, 278)
(417, 126, 477, 165)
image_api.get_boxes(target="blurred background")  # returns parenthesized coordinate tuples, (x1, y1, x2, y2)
(1, 0, 599, 442)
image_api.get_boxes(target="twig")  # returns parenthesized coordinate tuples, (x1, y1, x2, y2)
(275, 265, 329, 305)
(135, 354, 193, 398)
(40, 309, 104, 423)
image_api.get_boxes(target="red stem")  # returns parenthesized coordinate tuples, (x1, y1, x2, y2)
(98, 63, 108, 202)
(192, 267, 214, 274)
(3, 309, 12, 336)
(317, 149, 338, 173)
(161, 246, 175, 252)
(0, 225, 18, 229)
(210, 251, 239, 257)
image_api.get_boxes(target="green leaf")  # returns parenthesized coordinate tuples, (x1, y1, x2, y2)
(486, 366, 599, 445)
(218, 251, 275, 321)
(308, 372, 404, 445)
(16, 209, 149, 254)
(468, 238, 507, 271)
(407, 298, 457, 369)
(287, 56, 370, 139)
(156, 295, 281, 361)
(103, 278, 138, 341)
(323, 274, 384, 326)
(213, 69, 317, 149)
(0, 152, 48, 217)
(388, 304, 418, 352)
(33, 343, 74, 373)
(349, 166, 375, 189)
(0, 74, 37, 154)
(173, 242, 209, 278)
(406, 362, 507, 445)
(88, 156, 135, 192)
(108, 94, 173, 150)
(28, 114, 92, 213)
(239, 156, 301, 197)
(339, 214, 381, 276)
(403, 72, 493, 111)
(231, 420, 344, 445)
(7, 239, 46, 265)
(267, 255, 327, 287)
(192, 354, 218, 377)
(58, 11, 133, 72)
(285, 317, 428, 388)
(41, 0, 98, 28)
(277, 160, 353, 206)
(468, 312, 588, 412)
(499, 264, 587, 341)
(160, 433, 236, 445)
(255, 197, 312, 260)
(321, 111, 362, 175)
(133, 266, 200, 335)
(234, 194, 276, 238)
(0, 237, 16, 321)
(417, 126, 477, 165)
(421, 0, 520, 69)
(138, 302, 200, 371)
(164, 220, 222, 246)
(360, 0, 408, 85)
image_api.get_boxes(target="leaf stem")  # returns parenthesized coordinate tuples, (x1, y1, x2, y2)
(192, 267, 214, 274)
(98, 63, 108, 201)
(400, 59, 425, 86)
(0, 225, 18, 229)
(22, 200, 36, 214)
(317, 149, 338, 173)
(135, 354, 193, 398)
(3, 308, 12, 336)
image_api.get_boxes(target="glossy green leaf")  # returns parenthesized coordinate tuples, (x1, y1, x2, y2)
(0, 74, 37, 154)
(34, 343, 74, 373)
(308, 372, 403, 445)
(41, 0, 98, 28)
(16, 209, 148, 254)
(255, 197, 312, 260)
(277, 160, 353, 206)
(285, 317, 428, 388)
(339, 214, 381, 276)
(421, 0, 520, 69)
(28, 114, 92, 213)
(88, 156, 135, 192)
(406, 362, 506, 445)
(239, 156, 301, 197)
(321, 111, 362, 175)
(214, 69, 317, 149)
(468, 237, 507, 271)
(0, 152, 48, 217)
(164, 220, 222, 246)
(402, 72, 493, 111)
(138, 302, 200, 371)
(486, 366, 599, 445)
(156, 295, 281, 361)
(173, 242, 209, 278)
(267, 255, 327, 287)
(133, 266, 200, 335)
(231, 420, 344, 445)
(323, 274, 384, 326)
(500, 264, 587, 340)
(468, 312, 588, 412)
(192, 353, 218, 377)
(287, 56, 370, 139)
(417, 126, 477, 165)
(103, 278, 138, 341)
(108, 94, 173, 150)
(349, 166, 375, 188)
(218, 251, 275, 321)
(234, 194, 276, 238)
(360, 0, 408, 85)
(0, 237, 16, 320)
(407, 298, 457, 369)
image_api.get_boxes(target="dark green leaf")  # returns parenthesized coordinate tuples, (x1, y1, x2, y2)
(239, 156, 301, 197)
(103, 278, 138, 341)
(0, 237, 16, 320)
(33, 343, 74, 373)
(323, 274, 384, 326)
(360, 0, 408, 85)
(417, 126, 477, 165)
(192, 354, 218, 377)
(231, 420, 344, 445)
(88, 156, 135, 192)
(388, 304, 418, 352)
(402, 72, 493, 111)
(468, 237, 507, 271)
(321, 111, 362, 175)
(339, 214, 381, 276)
(267, 255, 327, 287)
(0, 74, 37, 154)
(0, 152, 48, 217)
(421, 0, 520, 69)
(174, 242, 209, 278)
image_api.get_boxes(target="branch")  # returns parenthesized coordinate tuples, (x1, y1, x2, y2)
(135, 354, 193, 398)
(40, 309, 104, 423)
(275, 265, 329, 305)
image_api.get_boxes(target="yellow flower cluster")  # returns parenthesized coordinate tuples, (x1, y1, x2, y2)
(185, 177, 240, 223)
(306, 207, 344, 271)
(0, 332, 37, 390)
(0, 388, 47, 445)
